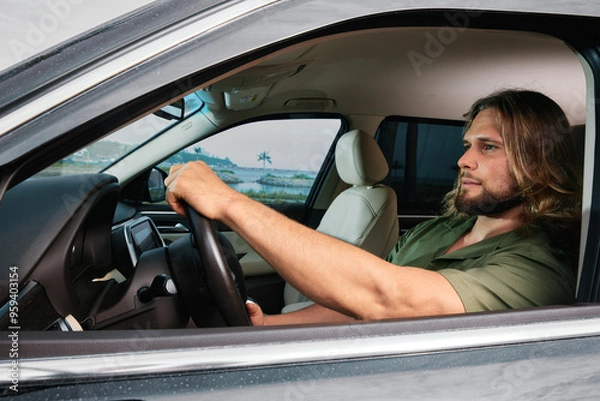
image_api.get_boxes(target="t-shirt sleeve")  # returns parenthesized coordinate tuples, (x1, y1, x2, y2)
(437, 245, 576, 312)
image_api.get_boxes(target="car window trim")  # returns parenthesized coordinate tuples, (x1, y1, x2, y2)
(4, 306, 600, 385)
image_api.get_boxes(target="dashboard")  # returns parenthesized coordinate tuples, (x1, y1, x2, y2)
(112, 216, 165, 275)
(0, 174, 188, 330)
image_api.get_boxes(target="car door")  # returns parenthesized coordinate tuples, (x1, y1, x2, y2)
(1, 1, 600, 398)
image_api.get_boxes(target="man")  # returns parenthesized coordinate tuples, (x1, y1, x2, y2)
(165, 89, 581, 326)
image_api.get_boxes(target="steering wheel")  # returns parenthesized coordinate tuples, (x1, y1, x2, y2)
(176, 203, 251, 326)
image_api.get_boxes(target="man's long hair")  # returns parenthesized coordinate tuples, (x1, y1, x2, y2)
(444, 90, 582, 245)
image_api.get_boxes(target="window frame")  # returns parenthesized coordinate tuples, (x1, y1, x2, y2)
(375, 115, 466, 231)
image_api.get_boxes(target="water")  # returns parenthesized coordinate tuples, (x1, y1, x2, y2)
(221, 167, 314, 196)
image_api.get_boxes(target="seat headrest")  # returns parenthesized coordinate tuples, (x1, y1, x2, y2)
(335, 129, 389, 186)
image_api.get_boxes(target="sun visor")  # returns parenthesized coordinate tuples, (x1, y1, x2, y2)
(224, 85, 272, 110)
(209, 61, 308, 110)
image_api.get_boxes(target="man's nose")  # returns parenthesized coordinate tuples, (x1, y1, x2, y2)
(457, 148, 477, 170)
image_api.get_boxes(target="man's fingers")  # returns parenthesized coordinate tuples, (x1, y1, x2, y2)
(245, 300, 260, 315)
(164, 164, 189, 215)
(164, 163, 183, 187)
(168, 163, 183, 175)
(245, 300, 264, 326)
(164, 160, 234, 221)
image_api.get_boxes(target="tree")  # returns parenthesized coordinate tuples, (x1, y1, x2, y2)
(194, 146, 203, 160)
(257, 151, 272, 169)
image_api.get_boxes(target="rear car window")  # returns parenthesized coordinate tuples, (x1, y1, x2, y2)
(376, 117, 465, 216)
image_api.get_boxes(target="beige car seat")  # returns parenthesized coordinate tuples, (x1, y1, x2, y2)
(282, 129, 399, 312)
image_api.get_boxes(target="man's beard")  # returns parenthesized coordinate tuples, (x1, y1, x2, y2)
(454, 186, 524, 216)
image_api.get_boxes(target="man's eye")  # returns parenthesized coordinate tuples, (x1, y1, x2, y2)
(483, 144, 497, 151)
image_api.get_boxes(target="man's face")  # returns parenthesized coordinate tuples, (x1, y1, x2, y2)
(455, 108, 522, 216)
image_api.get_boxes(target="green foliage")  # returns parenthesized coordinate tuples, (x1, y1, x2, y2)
(257, 173, 314, 188)
(241, 189, 306, 203)
(161, 152, 236, 167)
(293, 173, 314, 180)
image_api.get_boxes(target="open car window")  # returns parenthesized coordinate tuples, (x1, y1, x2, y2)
(158, 118, 341, 205)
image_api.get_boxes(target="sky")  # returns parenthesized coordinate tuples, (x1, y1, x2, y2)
(0, 0, 156, 72)
(194, 119, 340, 171)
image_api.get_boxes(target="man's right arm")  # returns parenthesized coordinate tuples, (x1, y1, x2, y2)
(246, 302, 357, 325)
(165, 161, 466, 323)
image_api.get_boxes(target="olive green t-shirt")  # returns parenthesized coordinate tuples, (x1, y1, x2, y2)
(386, 215, 576, 312)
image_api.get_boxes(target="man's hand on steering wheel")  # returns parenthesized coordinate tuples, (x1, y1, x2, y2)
(165, 161, 239, 220)
(165, 162, 251, 327)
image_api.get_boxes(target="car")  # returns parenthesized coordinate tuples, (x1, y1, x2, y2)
(1, 0, 600, 398)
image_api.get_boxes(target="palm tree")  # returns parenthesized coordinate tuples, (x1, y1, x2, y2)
(257, 151, 272, 169)
(194, 146, 202, 160)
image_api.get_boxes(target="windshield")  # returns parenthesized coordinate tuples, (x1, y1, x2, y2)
(0, 0, 156, 72)
(33, 92, 203, 177)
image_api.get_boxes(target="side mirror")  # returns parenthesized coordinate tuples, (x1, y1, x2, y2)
(147, 168, 168, 203)
(121, 167, 168, 204)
